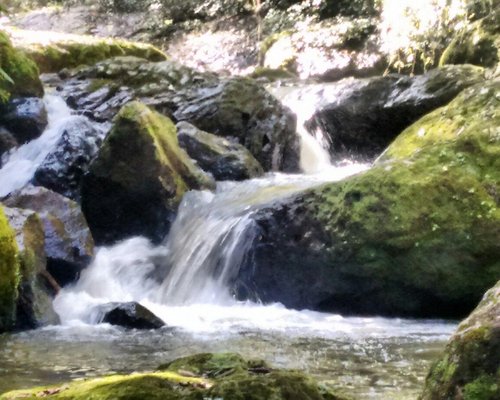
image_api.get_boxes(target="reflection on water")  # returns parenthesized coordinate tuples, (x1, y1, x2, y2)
(0, 312, 455, 399)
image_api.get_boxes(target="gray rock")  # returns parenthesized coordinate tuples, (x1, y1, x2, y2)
(0, 97, 48, 143)
(96, 302, 165, 329)
(3, 185, 95, 286)
(33, 116, 105, 200)
(177, 121, 264, 181)
(0, 128, 17, 167)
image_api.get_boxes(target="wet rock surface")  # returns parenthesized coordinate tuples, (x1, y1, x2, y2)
(3, 185, 95, 287)
(96, 302, 165, 330)
(57, 56, 299, 172)
(0, 97, 47, 144)
(177, 121, 264, 181)
(33, 117, 106, 201)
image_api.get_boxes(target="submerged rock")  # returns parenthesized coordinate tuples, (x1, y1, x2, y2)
(0, 353, 349, 400)
(0, 205, 20, 333)
(33, 117, 105, 200)
(3, 185, 95, 287)
(235, 80, 500, 318)
(177, 121, 264, 181)
(420, 280, 500, 400)
(81, 101, 214, 244)
(3, 207, 59, 329)
(306, 64, 485, 160)
(58, 56, 300, 172)
(96, 302, 165, 330)
(0, 97, 47, 144)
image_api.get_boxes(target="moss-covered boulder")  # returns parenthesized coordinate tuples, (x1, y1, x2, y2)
(0, 31, 43, 103)
(57, 56, 300, 172)
(7, 28, 167, 73)
(3, 185, 95, 287)
(3, 207, 59, 329)
(420, 280, 500, 400)
(177, 121, 264, 181)
(0, 353, 348, 400)
(440, 7, 500, 69)
(0, 205, 19, 332)
(81, 101, 215, 244)
(235, 80, 500, 318)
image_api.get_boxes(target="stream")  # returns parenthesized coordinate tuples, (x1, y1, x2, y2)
(0, 88, 457, 399)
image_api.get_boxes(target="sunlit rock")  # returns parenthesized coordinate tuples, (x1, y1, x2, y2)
(81, 101, 215, 245)
(420, 280, 500, 400)
(177, 121, 264, 181)
(3, 206, 59, 329)
(3, 185, 95, 287)
(236, 80, 500, 318)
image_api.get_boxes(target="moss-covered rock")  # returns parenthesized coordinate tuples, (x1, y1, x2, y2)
(0, 353, 348, 400)
(81, 101, 215, 244)
(8, 28, 167, 73)
(235, 80, 500, 318)
(0, 31, 43, 103)
(420, 279, 500, 400)
(0, 205, 19, 332)
(440, 7, 500, 69)
(3, 207, 59, 329)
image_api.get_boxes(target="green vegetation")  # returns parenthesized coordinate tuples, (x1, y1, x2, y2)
(0, 206, 20, 332)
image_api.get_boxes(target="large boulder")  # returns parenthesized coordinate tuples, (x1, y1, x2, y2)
(58, 56, 300, 172)
(95, 302, 165, 330)
(3, 185, 95, 287)
(420, 280, 500, 400)
(305, 65, 485, 160)
(234, 80, 500, 318)
(0, 205, 20, 332)
(3, 207, 59, 329)
(0, 31, 43, 103)
(0, 97, 47, 143)
(7, 28, 167, 73)
(0, 353, 349, 400)
(33, 116, 105, 201)
(81, 101, 214, 244)
(177, 122, 264, 181)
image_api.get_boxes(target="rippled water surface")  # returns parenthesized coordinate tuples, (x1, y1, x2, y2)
(0, 305, 455, 399)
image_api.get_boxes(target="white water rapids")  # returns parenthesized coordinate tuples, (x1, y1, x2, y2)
(0, 91, 456, 399)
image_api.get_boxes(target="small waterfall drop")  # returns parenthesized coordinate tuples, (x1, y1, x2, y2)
(0, 95, 96, 197)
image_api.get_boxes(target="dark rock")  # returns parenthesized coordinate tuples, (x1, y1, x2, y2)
(177, 121, 264, 181)
(33, 116, 105, 200)
(420, 280, 500, 400)
(0, 127, 17, 166)
(96, 302, 165, 329)
(234, 81, 500, 318)
(0, 97, 47, 143)
(306, 65, 485, 160)
(3, 207, 60, 329)
(81, 101, 214, 245)
(57, 56, 300, 172)
(3, 185, 95, 286)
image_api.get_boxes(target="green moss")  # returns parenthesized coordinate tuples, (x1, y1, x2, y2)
(0, 205, 20, 332)
(0, 31, 43, 102)
(1, 353, 349, 400)
(463, 374, 499, 400)
(17, 31, 167, 73)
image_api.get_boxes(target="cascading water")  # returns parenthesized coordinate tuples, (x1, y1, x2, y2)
(0, 91, 456, 400)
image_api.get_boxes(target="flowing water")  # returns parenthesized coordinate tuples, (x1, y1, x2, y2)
(0, 91, 457, 399)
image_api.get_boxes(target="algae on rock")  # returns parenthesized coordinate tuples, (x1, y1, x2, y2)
(82, 101, 215, 244)
(0, 205, 20, 332)
(420, 279, 500, 400)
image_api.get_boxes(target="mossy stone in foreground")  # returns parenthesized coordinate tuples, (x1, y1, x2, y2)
(0, 205, 20, 332)
(0, 31, 43, 103)
(420, 280, 500, 400)
(0, 353, 349, 400)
